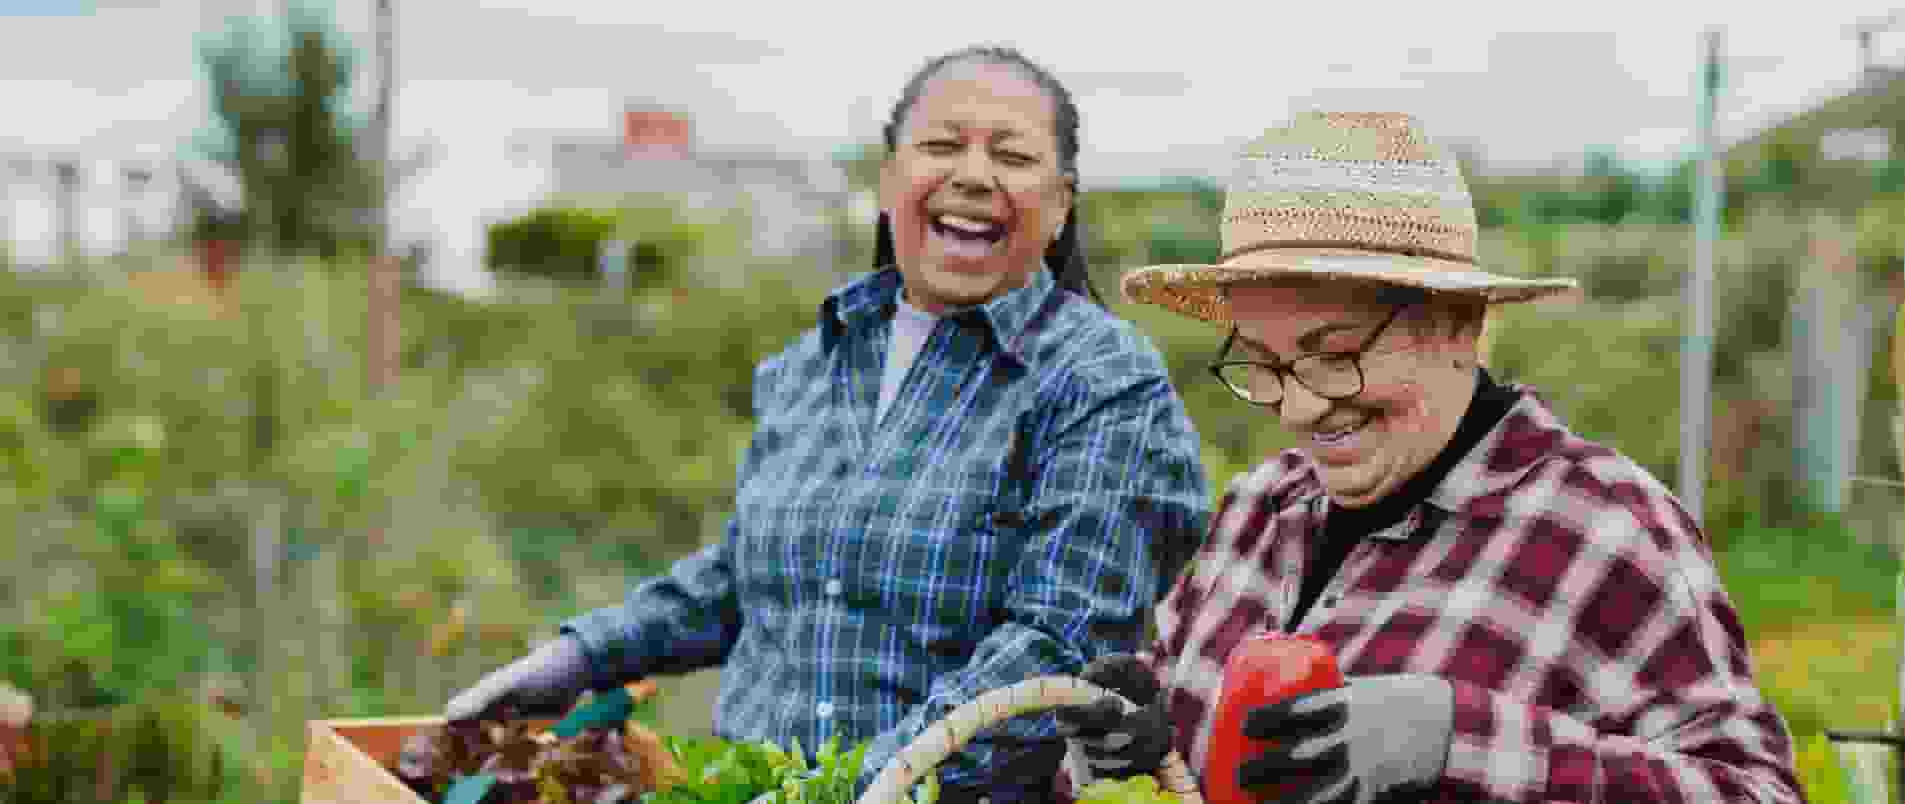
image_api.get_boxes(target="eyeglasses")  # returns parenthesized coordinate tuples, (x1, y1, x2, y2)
(1207, 305, 1409, 407)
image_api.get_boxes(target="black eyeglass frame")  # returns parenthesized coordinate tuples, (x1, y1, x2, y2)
(1206, 304, 1411, 407)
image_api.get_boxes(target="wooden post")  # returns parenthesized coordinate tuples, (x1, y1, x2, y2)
(252, 495, 282, 743)
(365, 257, 397, 555)
(367, 255, 400, 395)
(1892, 275, 1905, 801)
(1796, 223, 1858, 513)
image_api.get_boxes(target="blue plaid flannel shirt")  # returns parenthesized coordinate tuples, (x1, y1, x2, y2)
(561, 266, 1209, 795)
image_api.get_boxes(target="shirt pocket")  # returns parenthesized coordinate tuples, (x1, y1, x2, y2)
(848, 419, 1035, 635)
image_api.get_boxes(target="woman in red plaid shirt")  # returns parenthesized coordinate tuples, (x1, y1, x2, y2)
(1052, 112, 1803, 803)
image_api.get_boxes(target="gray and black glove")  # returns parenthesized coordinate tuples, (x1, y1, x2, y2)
(1238, 674, 1453, 804)
(444, 635, 593, 722)
(1052, 653, 1175, 786)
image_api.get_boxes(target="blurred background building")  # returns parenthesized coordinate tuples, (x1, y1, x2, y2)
(0, 152, 183, 267)
(507, 103, 853, 266)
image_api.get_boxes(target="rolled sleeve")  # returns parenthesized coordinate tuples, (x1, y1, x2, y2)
(558, 524, 743, 690)
(556, 357, 779, 691)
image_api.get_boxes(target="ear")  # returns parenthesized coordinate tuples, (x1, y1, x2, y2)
(1051, 172, 1077, 240)
(878, 158, 901, 217)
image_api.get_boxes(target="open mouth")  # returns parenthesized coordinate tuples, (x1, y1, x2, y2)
(930, 213, 1008, 259)
(1311, 418, 1368, 449)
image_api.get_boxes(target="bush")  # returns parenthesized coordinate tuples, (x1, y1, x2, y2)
(485, 202, 753, 293)
(486, 206, 620, 283)
(8, 188, 1904, 801)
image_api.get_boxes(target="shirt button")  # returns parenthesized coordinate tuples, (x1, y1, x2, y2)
(816, 701, 834, 718)
(825, 579, 843, 597)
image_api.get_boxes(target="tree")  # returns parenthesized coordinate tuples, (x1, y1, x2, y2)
(188, 1, 380, 259)
(1650, 158, 1696, 225)
(1580, 147, 1642, 225)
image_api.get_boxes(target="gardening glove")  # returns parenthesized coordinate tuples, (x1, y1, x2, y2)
(1052, 653, 1174, 786)
(1238, 674, 1453, 804)
(444, 634, 592, 722)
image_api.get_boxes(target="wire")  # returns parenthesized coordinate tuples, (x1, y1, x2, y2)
(1849, 474, 1905, 489)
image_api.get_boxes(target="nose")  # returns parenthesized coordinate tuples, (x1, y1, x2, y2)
(1277, 376, 1332, 431)
(947, 148, 995, 195)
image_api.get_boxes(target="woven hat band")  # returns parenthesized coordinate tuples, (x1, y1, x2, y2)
(1220, 207, 1477, 263)
(1227, 155, 1472, 205)
(1244, 111, 1445, 162)
(1217, 240, 1477, 267)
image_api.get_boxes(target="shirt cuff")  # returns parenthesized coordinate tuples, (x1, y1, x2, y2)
(557, 616, 633, 692)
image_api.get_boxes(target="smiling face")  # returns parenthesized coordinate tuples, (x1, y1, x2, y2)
(880, 60, 1074, 314)
(1226, 280, 1484, 508)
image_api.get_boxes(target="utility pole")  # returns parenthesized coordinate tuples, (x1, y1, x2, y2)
(373, 0, 393, 256)
(367, 0, 398, 397)
(1680, 28, 1722, 524)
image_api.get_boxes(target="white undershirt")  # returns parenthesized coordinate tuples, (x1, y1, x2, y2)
(876, 292, 940, 425)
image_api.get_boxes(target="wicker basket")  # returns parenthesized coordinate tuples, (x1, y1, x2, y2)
(855, 676, 1203, 804)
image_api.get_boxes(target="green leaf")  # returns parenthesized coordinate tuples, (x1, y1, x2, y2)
(550, 686, 633, 739)
(442, 772, 497, 804)
(1074, 775, 1177, 804)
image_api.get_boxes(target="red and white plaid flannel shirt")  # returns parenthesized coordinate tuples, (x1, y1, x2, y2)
(1067, 387, 1802, 803)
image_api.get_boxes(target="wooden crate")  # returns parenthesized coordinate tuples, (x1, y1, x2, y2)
(302, 680, 662, 803)
(301, 716, 555, 804)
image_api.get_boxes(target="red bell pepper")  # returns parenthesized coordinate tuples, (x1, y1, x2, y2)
(1204, 630, 1345, 804)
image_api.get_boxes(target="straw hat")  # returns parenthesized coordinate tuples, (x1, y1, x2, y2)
(1121, 111, 1582, 325)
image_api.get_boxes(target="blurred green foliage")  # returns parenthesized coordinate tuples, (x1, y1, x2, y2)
(2, 167, 1903, 803)
(485, 203, 755, 294)
(1456, 142, 1905, 241)
(486, 206, 621, 283)
(0, 700, 230, 804)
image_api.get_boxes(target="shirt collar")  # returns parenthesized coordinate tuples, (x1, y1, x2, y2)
(1423, 386, 1564, 518)
(1294, 386, 1564, 542)
(819, 266, 1056, 365)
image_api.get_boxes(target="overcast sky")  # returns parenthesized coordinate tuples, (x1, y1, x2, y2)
(7, 0, 1905, 291)
(8, 1, 1905, 176)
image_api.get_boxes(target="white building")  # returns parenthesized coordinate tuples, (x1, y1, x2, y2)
(1, 152, 185, 268)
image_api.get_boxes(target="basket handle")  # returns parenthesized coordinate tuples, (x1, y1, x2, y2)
(855, 676, 1203, 804)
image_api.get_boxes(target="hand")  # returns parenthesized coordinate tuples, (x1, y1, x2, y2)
(444, 635, 592, 722)
(1053, 653, 1174, 784)
(1238, 674, 1453, 804)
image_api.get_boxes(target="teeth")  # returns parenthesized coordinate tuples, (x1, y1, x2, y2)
(937, 214, 998, 234)
(1316, 422, 1363, 441)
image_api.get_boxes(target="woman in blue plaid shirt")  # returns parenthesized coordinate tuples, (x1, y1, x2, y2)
(445, 45, 1211, 803)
